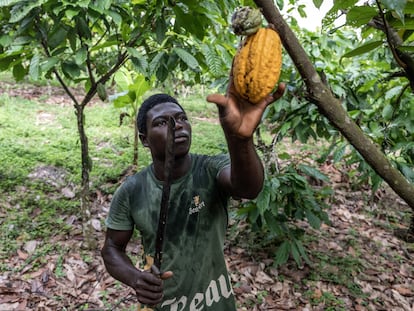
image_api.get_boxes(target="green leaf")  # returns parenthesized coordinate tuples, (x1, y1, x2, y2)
(305, 210, 321, 229)
(111, 92, 131, 108)
(48, 26, 68, 50)
(333, 144, 347, 163)
(127, 49, 148, 74)
(274, 241, 290, 266)
(382, 0, 407, 22)
(107, 10, 122, 26)
(148, 51, 165, 77)
(9, 0, 46, 23)
(332, 0, 359, 11)
(200, 43, 222, 78)
(90, 0, 111, 12)
(173, 47, 200, 71)
(256, 182, 271, 216)
(294, 239, 311, 265)
(114, 70, 133, 91)
(29, 54, 40, 80)
(399, 163, 414, 182)
(0, 35, 12, 47)
(298, 164, 330, 182)
(41, 56, 59, 73)
(313, 0, 323, 9)
(64, 8, 79, 20)
(155, 18, 167, 44)
(129, 74, 151, 99)
(61, 61, 81, 79)
(341, 41, 383, 59)
(346, 6, 378, 27)
(290, 240, 302, 266)
(398, 45, 414, 52)
(385, 85, 403, 100)
(12, 63, 26, 81)
(75, 16, 91, 40)
(75, 47, 87, 65)
(0, 0, 21, 7)
(263, 210, 281, 235)
(382, 104, 394, 121)
(242, 0, 256, 7)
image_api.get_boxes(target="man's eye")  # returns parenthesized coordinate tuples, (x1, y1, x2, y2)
(156, 120, 167, 127)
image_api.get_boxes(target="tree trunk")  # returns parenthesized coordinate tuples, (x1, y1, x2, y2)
(254, 0, 414, 213)
(75, 103, 97, 249)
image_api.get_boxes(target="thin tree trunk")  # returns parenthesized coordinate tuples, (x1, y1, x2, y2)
(254, 0, 414, 213)
(75, 103, 97, 249)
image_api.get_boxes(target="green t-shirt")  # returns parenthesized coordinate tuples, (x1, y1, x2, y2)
(106, 154, 237, 311)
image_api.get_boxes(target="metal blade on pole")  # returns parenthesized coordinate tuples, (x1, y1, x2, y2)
(154, 116, 176, 271)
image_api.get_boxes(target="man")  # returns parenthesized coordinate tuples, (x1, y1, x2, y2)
(101, 76, 285, 310)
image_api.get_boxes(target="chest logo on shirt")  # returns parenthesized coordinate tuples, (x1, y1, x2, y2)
(189, 195, 205, 215)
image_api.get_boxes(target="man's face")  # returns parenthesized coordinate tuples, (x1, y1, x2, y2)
(141, 102, 192, 160)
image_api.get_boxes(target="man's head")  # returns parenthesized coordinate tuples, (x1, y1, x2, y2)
(137, 93, 191, 160)
(137, 93, 184, 135)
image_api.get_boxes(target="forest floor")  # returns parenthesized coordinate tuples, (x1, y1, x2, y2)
(0, 82, 413, 311)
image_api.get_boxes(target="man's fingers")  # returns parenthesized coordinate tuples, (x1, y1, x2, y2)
(150, 265, 173, 280)
(160, 270, 174, 280)
(208, 82, 285, 108)
(206, 93, 227, 107)
(271, 83, 286, 102)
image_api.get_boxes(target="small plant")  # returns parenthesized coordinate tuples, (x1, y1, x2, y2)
(110, 69, 154, 166)
(238, 161, 332, 267)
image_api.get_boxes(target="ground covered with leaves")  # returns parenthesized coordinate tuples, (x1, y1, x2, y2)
(0, 82, 413, 311)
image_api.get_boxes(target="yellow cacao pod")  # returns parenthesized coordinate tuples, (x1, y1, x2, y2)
(233, 28, 282, 104)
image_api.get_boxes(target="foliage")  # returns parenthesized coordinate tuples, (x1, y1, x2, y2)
(324, 0, 414, 191)
(238, 142, 332, 267)
(262, 0, 414, 188)
(0, 0, 237, 87)
(235, 0, 414, 265)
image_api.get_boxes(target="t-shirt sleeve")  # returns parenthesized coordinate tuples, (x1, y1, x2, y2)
(209, 153, 231, 179)
(105, 183, 135, 231)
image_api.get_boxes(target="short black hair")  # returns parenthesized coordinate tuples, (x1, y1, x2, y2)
(137, 93, 185, 134)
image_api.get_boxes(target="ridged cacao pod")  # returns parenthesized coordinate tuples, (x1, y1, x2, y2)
(233, 28, 282, 104)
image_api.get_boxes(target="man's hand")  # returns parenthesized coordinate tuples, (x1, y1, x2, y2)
(206, 74, 285, 139)
(134, 268, 173, 306)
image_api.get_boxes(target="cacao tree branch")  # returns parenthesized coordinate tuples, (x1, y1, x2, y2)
(80, 30, 143, 107)
(34, 17, 80, 106)
(369, 1, 414, 91)
(254, 0, 414, 211)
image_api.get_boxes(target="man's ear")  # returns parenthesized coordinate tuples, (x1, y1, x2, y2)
(139, 133, 149, 147)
